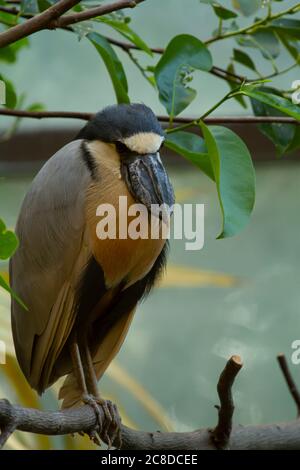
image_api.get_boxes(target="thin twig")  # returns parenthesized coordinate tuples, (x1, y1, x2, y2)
(0, 108, 93, 120)
(277, 354, 300, 417)
(1, 108, 300, 127)
(205, 3, 300, 45)
(55, 0, 145, 28)
(158, 116, 300, 125)
(211, 355, 243, 450)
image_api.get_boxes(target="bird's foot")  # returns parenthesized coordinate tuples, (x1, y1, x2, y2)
(82, 394, 122, 449)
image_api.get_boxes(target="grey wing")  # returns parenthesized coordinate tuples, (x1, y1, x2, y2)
(10, 139, 92, 391)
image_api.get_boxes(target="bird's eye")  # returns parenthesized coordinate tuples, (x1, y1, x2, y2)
(115, 141, 129, 154)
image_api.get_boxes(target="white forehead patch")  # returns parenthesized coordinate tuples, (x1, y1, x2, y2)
(122, 132, 164, 155)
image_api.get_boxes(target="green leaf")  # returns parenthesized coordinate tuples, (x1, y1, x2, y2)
(0, 219, 18, 259)
(0, 46, 16, 64)
(238, 29, 280, 60)
(201, 1, 237, 19)
(87, 32, 129, 104)
(155, 34, 212, 117)
(0, 219, 27, 309)
(200, 123, 255, 239)
(26, 102, 45, 112)
(285, 126, 300, 154)
(0, 11, 18, 26)
(227, 63, 247, 109)
(231, 0, 261, 16)
(97, 17, 152, 56)
(240, 86, 300, 121)
(165, 131, 214, 179)
(21, 0, 39, 14)
(0, 75, 17, 109)
(232, 48, 257, 71)
(278, 33, 300, 61)
(0, 38, 29, 64)
(271, 18, 300, 40)
(0, 274, 28, 310)
(213, 4, 238, 20)
(37, 0, 53, 12)
(250, 86, 296, 156)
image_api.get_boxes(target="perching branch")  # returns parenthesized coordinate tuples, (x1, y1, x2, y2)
(277, 354, 300, 417)
(1, 108, 300, 127)
(1, 355, 300, 450)
(0, 0, 145, 48)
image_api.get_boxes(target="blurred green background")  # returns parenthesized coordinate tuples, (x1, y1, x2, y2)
(1, 0, 300, 450)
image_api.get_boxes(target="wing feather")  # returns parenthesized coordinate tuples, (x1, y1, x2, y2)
(10, 139, 92, 391)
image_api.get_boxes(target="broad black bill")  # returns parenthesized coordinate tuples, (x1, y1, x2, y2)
(121, 153, 175, 219)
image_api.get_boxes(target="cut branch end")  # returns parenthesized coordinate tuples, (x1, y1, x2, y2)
(211, 355, 243, 449)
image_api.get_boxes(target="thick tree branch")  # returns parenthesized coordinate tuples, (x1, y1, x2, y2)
(1, 108, 300, 127)
(1, 356, 300, 450)
(211, 355, 243, 449)
(0, 0, 145, 48)
(277, 354, 300, 417)
(0, 0, 80, 48)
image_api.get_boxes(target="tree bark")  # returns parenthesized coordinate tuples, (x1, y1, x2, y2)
(1, 355, 300, 450)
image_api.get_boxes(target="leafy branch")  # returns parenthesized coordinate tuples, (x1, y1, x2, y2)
(205, 2, 300, 45)
(0, 5, 244, 84)
(1, 1, 300, 240)
(0, 0, 145, 47)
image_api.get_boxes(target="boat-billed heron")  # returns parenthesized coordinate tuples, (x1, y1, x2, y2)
(10, 103, 174, 446)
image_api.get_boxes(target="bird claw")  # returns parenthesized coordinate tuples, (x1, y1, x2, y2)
(82, 394, 122, 449)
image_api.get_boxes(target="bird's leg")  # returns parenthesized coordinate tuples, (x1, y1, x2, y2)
(81, 339, 122, 449)
(69, 340, 103, 446)
(69, 341, 88, 396)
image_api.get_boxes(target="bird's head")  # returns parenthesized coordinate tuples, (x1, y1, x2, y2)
(78, 104, 174, 211)
(78, 103, 165, 154)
